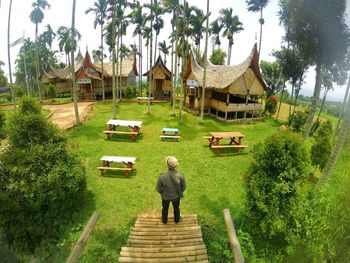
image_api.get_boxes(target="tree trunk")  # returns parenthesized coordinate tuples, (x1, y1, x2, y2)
(111, 6, 117, 119)
(147, 0, 153, 114)
(116, 32, 120, 101)
(258, 7, 263, 60)
(227, 43, 231, 65)
(321, 88, 350, 180)
(335, 73, 350, 135)
(276, 83, 285, 119)
(7, 0, 15, 108)
(71, 0, 80, 126)
(35, 22, 42, 101)
(101, 22, 105, 101)
(154, 33, 158, 63)
(314, 88, 329, 126)
(289, 83, 294, 117)
(119, 34, 123, 100)
(172, 11, 178, 116)
(139, 33, 142, 96)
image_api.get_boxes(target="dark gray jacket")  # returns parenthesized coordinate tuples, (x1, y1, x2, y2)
(156, 169, 186, 201)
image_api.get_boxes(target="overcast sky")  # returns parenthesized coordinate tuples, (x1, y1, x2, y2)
(1, 0, 350, 101)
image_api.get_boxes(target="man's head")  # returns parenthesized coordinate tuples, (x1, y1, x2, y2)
(166, 156, 178, 170)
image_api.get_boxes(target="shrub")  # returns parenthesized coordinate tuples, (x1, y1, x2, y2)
(0, 109, 5, 139)
(288, 110, 308, 132)
(47, 83, 56, 101)
(124, 86, 135, 100)
(243, 132, 310, 258)
(0, 98, 86, 251)
(310, 120, 333, 172)
(264, 96, 277, 116)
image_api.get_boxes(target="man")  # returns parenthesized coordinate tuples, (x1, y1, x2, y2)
(156, 156, 186, 224)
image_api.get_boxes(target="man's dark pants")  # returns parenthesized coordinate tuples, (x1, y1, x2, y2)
(162, 198, 180, 223)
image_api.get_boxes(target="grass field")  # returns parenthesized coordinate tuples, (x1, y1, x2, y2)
(44, 102, 282, 262)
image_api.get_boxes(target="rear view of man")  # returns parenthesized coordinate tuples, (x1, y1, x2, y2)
(156, 156, 186, 224)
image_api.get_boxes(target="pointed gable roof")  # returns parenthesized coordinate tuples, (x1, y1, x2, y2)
(143, 55, 171, 77)
(185, 44, 266, 90)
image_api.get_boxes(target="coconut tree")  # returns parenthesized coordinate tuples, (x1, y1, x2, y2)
(70, 0, 79, 126)
(30, 0, 50, 101)
(158, 40, 171, 64)
(142, 26, 151, 73)
(85, 0, 108, 101)
(7, 0, 15, 106)
(189, 6, 207, 50)
(210, 19, 223, 49)
(246, 0, 270, 58)
(217, 8, 243, 65)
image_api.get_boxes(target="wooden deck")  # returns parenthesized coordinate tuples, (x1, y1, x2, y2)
(119, 213, 209, 262)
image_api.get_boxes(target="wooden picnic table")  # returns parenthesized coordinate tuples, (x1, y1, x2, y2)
(160, 127, 180, 141)
(205, 131, 248, 155)
(136, 97, 154, 104)
(98, 156, 136, 177)
(104, 119, 143, 140)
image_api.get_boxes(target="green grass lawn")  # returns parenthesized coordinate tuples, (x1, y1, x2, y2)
(48, 102, 281, 262)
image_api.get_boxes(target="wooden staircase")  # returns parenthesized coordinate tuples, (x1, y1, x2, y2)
(118, 213, 209, 262)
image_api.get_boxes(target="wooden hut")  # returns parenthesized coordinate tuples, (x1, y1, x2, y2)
(184, 44, 266, 122)
(143, 55, 172, 100)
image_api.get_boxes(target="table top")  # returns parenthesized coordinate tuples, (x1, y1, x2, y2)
(107, 119, 143, 127)
(136, 97, 154, 100)
(162, 128, 179, 133)
(209, 132, 245, 139)
(100, 156, 136, 163)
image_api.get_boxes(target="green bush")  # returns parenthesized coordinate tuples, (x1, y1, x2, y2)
(310, 120, 333, 172)
(47, 83, 56, 101)
(264, 96, 278, 116)
(0, 98, 86, 251)
(17, 96, 41, 115)
(243, 132, 310, 259)
(288, 110, 308, 132)
(124, 86, 135, 100)
(0, 109, 5, 139)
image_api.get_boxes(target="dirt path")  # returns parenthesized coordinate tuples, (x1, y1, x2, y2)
(43, 102, 94, 130)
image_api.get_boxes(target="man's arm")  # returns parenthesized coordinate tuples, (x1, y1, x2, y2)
(156, 176, 163, 193)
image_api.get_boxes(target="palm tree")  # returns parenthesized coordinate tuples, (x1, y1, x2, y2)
(218, 8, 243, 65)
(41, 24, 56, 49)
(142, 26, 151, 73)
(189, 6, 207, 50)
(85, 0, 108, 101)
(158, 40, 171, 64)
(70, 0, 79, 126)
(246, 0, 270, 58)
(30, 0, 50, 101)
(7, 0, 15, 107)
(144, 0, 153, 114)
(210, 19, 223, 49)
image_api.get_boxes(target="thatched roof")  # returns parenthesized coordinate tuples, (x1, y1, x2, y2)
(102, 53, 138, 77)
(143, 55, 171, 77)
(185, 44, 266, 90)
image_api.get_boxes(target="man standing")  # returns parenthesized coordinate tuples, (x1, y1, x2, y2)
(156, 156, 186, 224)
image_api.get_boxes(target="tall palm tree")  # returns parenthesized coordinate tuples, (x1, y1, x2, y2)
(144, 0, 153, 114)
(218, 8, 243, 65)
(210, 19, 223, 49)
(7, 0, 15, 107)
(189, 6, 207, 50)
(246, 0, 270, 58)
(85, 0, 108, 101)
(30, 0, 50, 101)
(70, 0, 80, 126)
(142, 26, 151, 73)
(158, 40, 171, 64)
(41, 24, 56, 49)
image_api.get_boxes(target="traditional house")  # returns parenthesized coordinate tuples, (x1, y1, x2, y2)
(40, 51, 138, 100)
(143, 55, 172, 100)
(184, 44, 266, 122)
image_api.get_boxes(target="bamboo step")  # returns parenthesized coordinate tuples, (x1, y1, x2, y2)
(119, 213, 208, 263)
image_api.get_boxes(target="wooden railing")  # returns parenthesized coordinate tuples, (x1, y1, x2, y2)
(210, 99, 262, 112)
(66, 211, 99, 263)
(223, 209, 244, 263)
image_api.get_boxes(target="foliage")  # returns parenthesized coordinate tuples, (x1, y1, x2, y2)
(0, 98, 86, 251)
(193, 48, 204, 67)
(47, 83, 56, 101)
(288, 110, 308, 132)
(310, 121, 333, 171)
(0, 109, 5, 139)
(264, 96, 277, 116)
(243, 132, 310, 258)
(124, 86, 135, 100)
(209, 49, 226, 65)
(0, 60, 8, 87)
(260, 60, 284, 98)
(13, 84, 25, 98)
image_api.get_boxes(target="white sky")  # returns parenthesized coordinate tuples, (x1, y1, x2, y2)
(1, 0, 349, 101)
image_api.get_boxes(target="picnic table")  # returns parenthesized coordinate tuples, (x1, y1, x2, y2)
(98, 156, 136, 177)
(103, 119, 142, 140)
(160, 128, 180, 141)
(136, 97, 154, 104)
(204, 131, 248, 155)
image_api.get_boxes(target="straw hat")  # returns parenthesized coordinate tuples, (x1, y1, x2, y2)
(166, 156, 178, 169)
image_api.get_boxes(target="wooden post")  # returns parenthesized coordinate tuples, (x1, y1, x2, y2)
(66, 212, 99, 263)
(223, 209, 244, 263)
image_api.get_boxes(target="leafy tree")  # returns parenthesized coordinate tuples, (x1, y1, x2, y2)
(288, 110, 308, 132)
(47, 83, 56, 101)
(260, 60, 283, 98)
(158, 40, 171, 64)
(210, 19, 223, 49)
(209, 49, 226, 65)
(264, 95, 277, 116)
(217, 8, 243, 65)
(246, 0, 270, 57)
(243, 132, 310, 259)
(310, 120, 333, 173)
(0, 60, 7, 87)
(189, 6, 207, 50)
(85, 0, 108, 101)
(279, 0, 350, 140)
(0, 97, 86, 251)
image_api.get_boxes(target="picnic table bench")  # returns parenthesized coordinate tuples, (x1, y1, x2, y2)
(104, 119, 142, 141)
(204, 132, 249, 155)
(160, 128, 180, 141)
(98, 156, 136, 177)
(136, 97, 154, 104)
